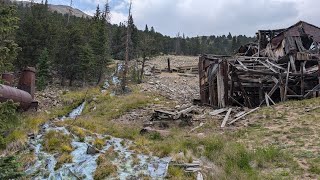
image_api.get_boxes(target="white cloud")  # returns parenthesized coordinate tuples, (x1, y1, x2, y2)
(110, 11, 127, 24)
(34, 0, 320, 37)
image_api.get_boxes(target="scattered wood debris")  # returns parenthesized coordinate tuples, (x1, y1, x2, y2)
(199, 21, 320, 108)
(228, 107, 260, 125)
(305, 106, 320, 112)
(171, 160, 201, 172)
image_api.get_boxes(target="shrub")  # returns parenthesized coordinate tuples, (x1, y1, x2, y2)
(0, 156, 24, 179)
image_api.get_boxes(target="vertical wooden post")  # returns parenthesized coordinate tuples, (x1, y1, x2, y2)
(289, 55, 297, 73)
(279, 73, 284, 102)
(317, 60, 320, 97)
(167, 58, 171, 72)
(284, 62, 291, 101)
(300, 61, 305, 96)
(223, 59, 229, 106)
(259, 80, 264, 104)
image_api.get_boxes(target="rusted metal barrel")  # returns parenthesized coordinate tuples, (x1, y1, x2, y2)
(0, 84, 33, 110)
(18, 67, 36, 98)
(1, 73, 14, 86)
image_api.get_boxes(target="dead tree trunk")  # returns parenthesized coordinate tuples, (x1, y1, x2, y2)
(139, 55, 146, 83)
(121, 0, 132, 92)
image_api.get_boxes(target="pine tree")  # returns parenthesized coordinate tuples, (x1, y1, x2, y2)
(227, 32, 232, 40)
(231, 36, 237, 53)
(16, 2, 50, 68)
(90, 3, 111, 85)
(150, 26, 155, 34)
(36, 48, 50, 90)
(0, 2, 20, 73)
(144, 24, 149, 33)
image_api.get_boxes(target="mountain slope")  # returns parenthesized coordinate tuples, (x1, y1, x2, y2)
(14, 1, 91, 18)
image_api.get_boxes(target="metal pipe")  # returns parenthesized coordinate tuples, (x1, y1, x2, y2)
(0, 84, 33, 110)
(18, 67, 36, 98)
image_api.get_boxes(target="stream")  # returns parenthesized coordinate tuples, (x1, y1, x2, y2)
(26, 101, 171, 179)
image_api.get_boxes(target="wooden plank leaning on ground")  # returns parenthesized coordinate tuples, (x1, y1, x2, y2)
(221, 108, 232, 128)
(228, 107, 260, 125)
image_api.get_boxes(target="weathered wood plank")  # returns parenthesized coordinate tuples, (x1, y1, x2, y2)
(221, 108, 232, 128)
(228, 107, 260, 125)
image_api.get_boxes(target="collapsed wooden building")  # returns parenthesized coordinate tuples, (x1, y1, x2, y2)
(199, 21, 320, 108)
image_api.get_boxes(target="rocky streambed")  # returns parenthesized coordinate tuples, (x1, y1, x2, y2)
(26, 102, 171, 179)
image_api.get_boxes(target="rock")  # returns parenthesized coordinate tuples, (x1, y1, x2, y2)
(86, 145, 99, 155)
(28, 133, 35, 139)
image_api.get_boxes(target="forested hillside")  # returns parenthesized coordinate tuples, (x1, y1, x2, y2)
(3, 0, 255, 88)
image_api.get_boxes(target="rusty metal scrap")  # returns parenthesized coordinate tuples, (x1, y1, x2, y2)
(0, 84, 33, 110)
(18, 67, 36, 98)
(1, 67, 38, 110)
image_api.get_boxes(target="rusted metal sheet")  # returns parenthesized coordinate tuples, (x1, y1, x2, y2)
(1, 73, 14, 86)
(18, 67, 36, 98)
(0, 84, 33, 110)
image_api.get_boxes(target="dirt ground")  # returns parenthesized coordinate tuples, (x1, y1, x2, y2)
(114, 55, 320, 179)
(32, 55, 320, 179)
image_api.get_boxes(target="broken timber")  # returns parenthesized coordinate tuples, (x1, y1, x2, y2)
(221, 108, 232, 128)
(228, 107, 260, 125)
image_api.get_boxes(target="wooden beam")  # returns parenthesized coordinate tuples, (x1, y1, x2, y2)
(221, 108, 232, 128)
(300, 61, 305, 96)
(266, 93, 276, 105)
(229, 95, 245, 107)
(258, 60, 278, 73)
(265, 93, 270, 107)
(228, 107, 260, 125)
(304, 84, 320, 98)
(284, 62, 291, 101)
(289, 55, 297, 73)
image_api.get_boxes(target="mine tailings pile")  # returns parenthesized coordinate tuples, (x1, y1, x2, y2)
(0, 67, 38, 110)
(199, 21, 320, 109)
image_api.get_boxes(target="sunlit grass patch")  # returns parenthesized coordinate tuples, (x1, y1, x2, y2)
(42, 130, 73, 154)
(94, 154, 117, 180)
(55, 153, 72, 170)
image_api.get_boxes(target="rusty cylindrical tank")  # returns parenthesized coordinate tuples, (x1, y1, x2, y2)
(18, 67, 36, 99)
(1, 73, 15, 86)
(0, 84, 33, 110)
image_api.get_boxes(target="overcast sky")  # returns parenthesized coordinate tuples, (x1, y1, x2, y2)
(31, 0, 320, 37)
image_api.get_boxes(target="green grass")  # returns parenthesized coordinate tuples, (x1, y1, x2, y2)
(94, 153, 117, 180)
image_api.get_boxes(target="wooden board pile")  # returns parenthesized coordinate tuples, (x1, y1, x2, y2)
(209, 107, 260, 127)
(199, 21, 320, 108)
(199, 54, 319, 108)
